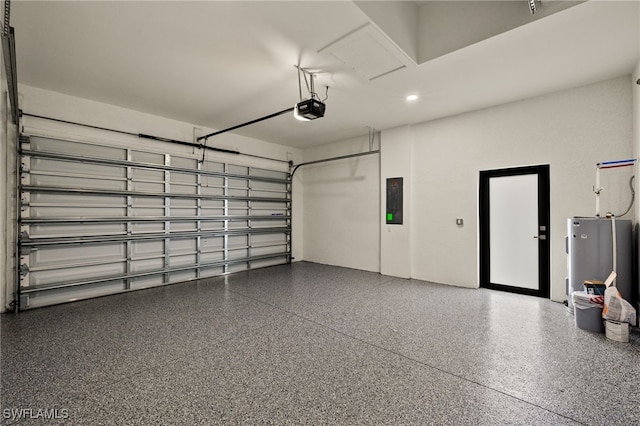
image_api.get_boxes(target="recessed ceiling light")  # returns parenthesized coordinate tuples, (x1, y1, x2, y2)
(406, 94, 418, 101)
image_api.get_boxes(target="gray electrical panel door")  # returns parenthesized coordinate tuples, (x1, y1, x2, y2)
(386, 177, 403, 224)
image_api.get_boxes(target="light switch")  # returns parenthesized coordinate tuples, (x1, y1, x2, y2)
(456, 218, 464, 226)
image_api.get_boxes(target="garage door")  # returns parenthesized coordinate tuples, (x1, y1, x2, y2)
(18, 134, 291, 309)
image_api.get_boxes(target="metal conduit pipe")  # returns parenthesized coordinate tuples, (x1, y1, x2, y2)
(289, 150, 380, 178)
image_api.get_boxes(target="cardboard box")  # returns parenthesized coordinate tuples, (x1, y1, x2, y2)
(583, 280, 606, 296)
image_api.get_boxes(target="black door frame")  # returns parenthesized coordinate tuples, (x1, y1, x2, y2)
(479, 165, 550, 298)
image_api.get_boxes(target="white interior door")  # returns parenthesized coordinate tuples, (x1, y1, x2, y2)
(488, 174, 539, 290)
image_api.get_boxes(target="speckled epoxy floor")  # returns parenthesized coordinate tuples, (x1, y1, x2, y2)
(1, 262, 639, 425)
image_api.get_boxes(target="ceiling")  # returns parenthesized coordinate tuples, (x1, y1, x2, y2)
(9, 1, 640, 149)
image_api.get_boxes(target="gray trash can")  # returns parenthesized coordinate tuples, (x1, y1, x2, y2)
(572, 291, 604, 333)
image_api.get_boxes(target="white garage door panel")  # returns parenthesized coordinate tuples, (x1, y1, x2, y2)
(229, 199, 249, 208)
(201, 235, 225, 246)
(32, 137, 126, 160)
(228, 263, 249, 274)
(201, 222, 225, 232)
(171, 222, 198, 232)
(253, 233, 287, 244)
(171, 239, 196, 251)
(200, 252, 225, 263)
(31, 262, 126, 286)
(171, 172, 197, 185)
(201, 181, 225, 194)
(131, 258, 165, 273)
(31, 193, 126, 217)
(27, 282, 127, 310)
(171, 270, 197, 283)
(252, 200, 287, 211)
(18, 135, 291, 309)
(34, 243, 126, 265)
(132, 167, 164, 179)
(172, 199, 197, 211)
(35, 176, 126, 191)
(252, 245, 286, 257)
(129, 275, 163, 290)
(31, 223, 126, 238)
(131, 223, 165, 233)
(132, 240, 164, 256)
(251, 258, 286, 269)
(32, 158, 124, 180)
(171, 156, 197, 168)
(198, 266, 225, 276)
(252, 219, 287, 228)
(202, 162, 225, 173)
(131, 199, 165, 216)
(171, 254, 198, 268)
(171, 184, 197, 195)
(131, 181, 165, 193)
(229, 165, 248, 174)
(229, 221, 249, 230)
(131, 150, 164, 163)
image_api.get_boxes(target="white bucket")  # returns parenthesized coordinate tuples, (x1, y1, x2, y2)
(604, 320, 630, 343)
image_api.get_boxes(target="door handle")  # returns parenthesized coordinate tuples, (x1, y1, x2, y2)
(533, 235, 547, 240)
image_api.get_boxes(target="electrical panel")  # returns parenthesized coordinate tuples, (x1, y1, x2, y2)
(386, 177, 403, 224)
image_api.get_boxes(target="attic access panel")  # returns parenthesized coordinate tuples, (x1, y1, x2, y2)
(319, 23, 415, 81)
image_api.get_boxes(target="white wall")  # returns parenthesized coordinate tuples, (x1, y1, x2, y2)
(2, 84, 303, 311)
(408, 76, 632, 301)
(300, 76, 633, 302)
(301, 135, 380, 272)
(380, 125, 412, 278)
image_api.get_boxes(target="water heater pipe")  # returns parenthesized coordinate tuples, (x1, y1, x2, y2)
(611, 217, 617, 286)
(594, 159, 636, 217)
